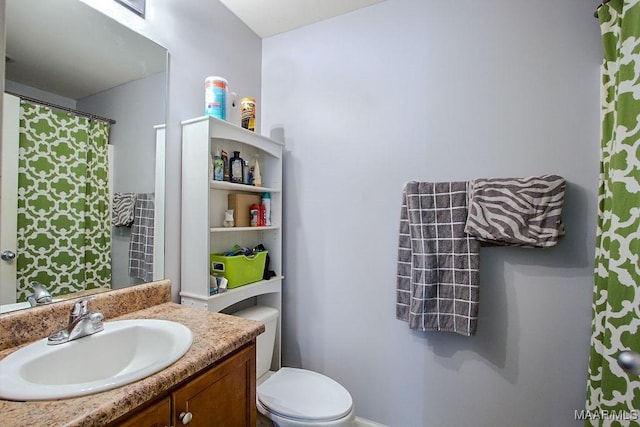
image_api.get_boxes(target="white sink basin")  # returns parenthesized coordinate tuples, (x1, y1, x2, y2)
(0, 319, 193, 401)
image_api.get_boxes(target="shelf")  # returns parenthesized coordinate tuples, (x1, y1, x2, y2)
(210, 180, 280, 193)
(181, 116, 283, 158)
(180, 276, 283, 313)
(181, 114, 283, 313)
(210, 225, 280, 233)
(182, 114, 284, 371)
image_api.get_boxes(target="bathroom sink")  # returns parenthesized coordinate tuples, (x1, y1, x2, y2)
(0, 319, 193, 401)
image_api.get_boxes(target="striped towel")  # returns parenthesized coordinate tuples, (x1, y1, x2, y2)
(128, 193, 155, 282)
(464, 175, 566, 248)
(112, 192, 136, 227)
(396, 181, 481, 336)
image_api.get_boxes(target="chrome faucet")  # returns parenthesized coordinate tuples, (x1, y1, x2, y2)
(47, 299, 104, 345)
(27, 281, 53, 307)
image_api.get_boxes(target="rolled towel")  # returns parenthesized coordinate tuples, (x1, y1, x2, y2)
(464, 175, 566, 248)
(111, 192, 136, 227)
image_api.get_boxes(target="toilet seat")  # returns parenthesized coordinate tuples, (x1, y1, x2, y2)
(258, 368, 353, 422)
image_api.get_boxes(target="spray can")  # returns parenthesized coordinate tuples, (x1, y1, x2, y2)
(205, 76, 228, 119)
(241, 97, 256, 131)
(261, 193, 271, 226)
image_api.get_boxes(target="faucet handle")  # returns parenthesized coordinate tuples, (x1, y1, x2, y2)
(49, 299, 104, 345)
(69, 299, 90, 323)
(27, 281, 53, 306)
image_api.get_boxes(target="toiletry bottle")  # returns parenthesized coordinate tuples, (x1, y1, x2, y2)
(258, 203, 266, 226)
(248, 160, 255, 185)
(243, 160, 249, 184)
(253, 158, 262, 187)
(221, 150, 229, 181)
(213, 148, 224, 181)
(250, 204, 260, 227)
(261, 192, 271, 226)
(230, 151, 244, 183)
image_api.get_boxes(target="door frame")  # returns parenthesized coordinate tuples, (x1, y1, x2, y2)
(0, 93, 20, 304)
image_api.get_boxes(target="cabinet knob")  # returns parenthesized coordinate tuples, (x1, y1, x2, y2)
(179, 411, 193, 425)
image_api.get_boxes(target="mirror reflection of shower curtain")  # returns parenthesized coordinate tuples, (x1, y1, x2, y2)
(16, 102, 111, 302)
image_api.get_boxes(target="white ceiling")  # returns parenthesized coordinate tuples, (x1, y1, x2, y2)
(219, 0, 387, 38)
(5, 0, 167, 100)
(4, 0, 382, 99)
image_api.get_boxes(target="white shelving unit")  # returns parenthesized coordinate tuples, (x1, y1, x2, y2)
(180, 116, 283, 370)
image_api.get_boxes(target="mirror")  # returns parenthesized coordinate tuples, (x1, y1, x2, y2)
(0, 0, 168, 313)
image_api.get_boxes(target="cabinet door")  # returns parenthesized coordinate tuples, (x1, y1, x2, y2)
(173, 342, 256, 427)
(116, 397, 171, 427)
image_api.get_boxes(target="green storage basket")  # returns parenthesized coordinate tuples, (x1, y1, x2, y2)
(209, 251, 267, 288)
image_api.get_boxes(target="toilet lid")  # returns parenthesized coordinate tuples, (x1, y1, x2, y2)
(257, 368, 353, 422)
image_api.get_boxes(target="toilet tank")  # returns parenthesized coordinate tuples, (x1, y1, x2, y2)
(233, 305, 278, 378)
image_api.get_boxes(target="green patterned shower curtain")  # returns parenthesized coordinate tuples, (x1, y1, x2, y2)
(16, 102, 111, 301)
(586, 0, 640, 424)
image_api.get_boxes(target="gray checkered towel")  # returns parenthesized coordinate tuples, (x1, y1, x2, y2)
(396, 181, 481, 336)
(128, 193, 155, 282)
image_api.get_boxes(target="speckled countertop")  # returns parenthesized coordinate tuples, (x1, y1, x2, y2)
(0, 281, 265, 427)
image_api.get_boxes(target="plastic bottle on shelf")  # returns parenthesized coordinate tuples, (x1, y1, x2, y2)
(213, 148, 224, 181)
(253, 158, 262, 187)
(258, 203, 266, 226)
(243, 159, 249, 184)
(248, 160, 255, 185)
(250, 204, 260, 227)
(261, 193, 271, 226)
(221, 150, 229, 181)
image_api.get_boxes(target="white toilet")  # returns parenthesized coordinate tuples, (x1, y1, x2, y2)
(235, 305, 355, 427)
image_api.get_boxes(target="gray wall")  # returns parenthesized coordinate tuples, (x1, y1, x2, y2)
(262, 0, 603, 425)
(80, 0, 263, 300)
(78, 72, 166, 289)
(5, 80, 77, 108)
(78, 72, 166, 194)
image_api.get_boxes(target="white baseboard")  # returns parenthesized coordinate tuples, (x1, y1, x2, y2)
(354, 416, 389, 427)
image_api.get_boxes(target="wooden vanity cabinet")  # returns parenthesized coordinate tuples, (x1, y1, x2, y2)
(111, 342, 256, 427)
(172, 342, 256, 426)
(117, 397, 171, 427)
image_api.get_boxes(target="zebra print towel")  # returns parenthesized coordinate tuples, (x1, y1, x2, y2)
(112, 192, 137, 227)
(396, 181, 481, 336)
(464, 175, 566, 248)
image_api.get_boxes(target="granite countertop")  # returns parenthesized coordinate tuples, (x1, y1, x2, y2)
(0, 301, 265, 426)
